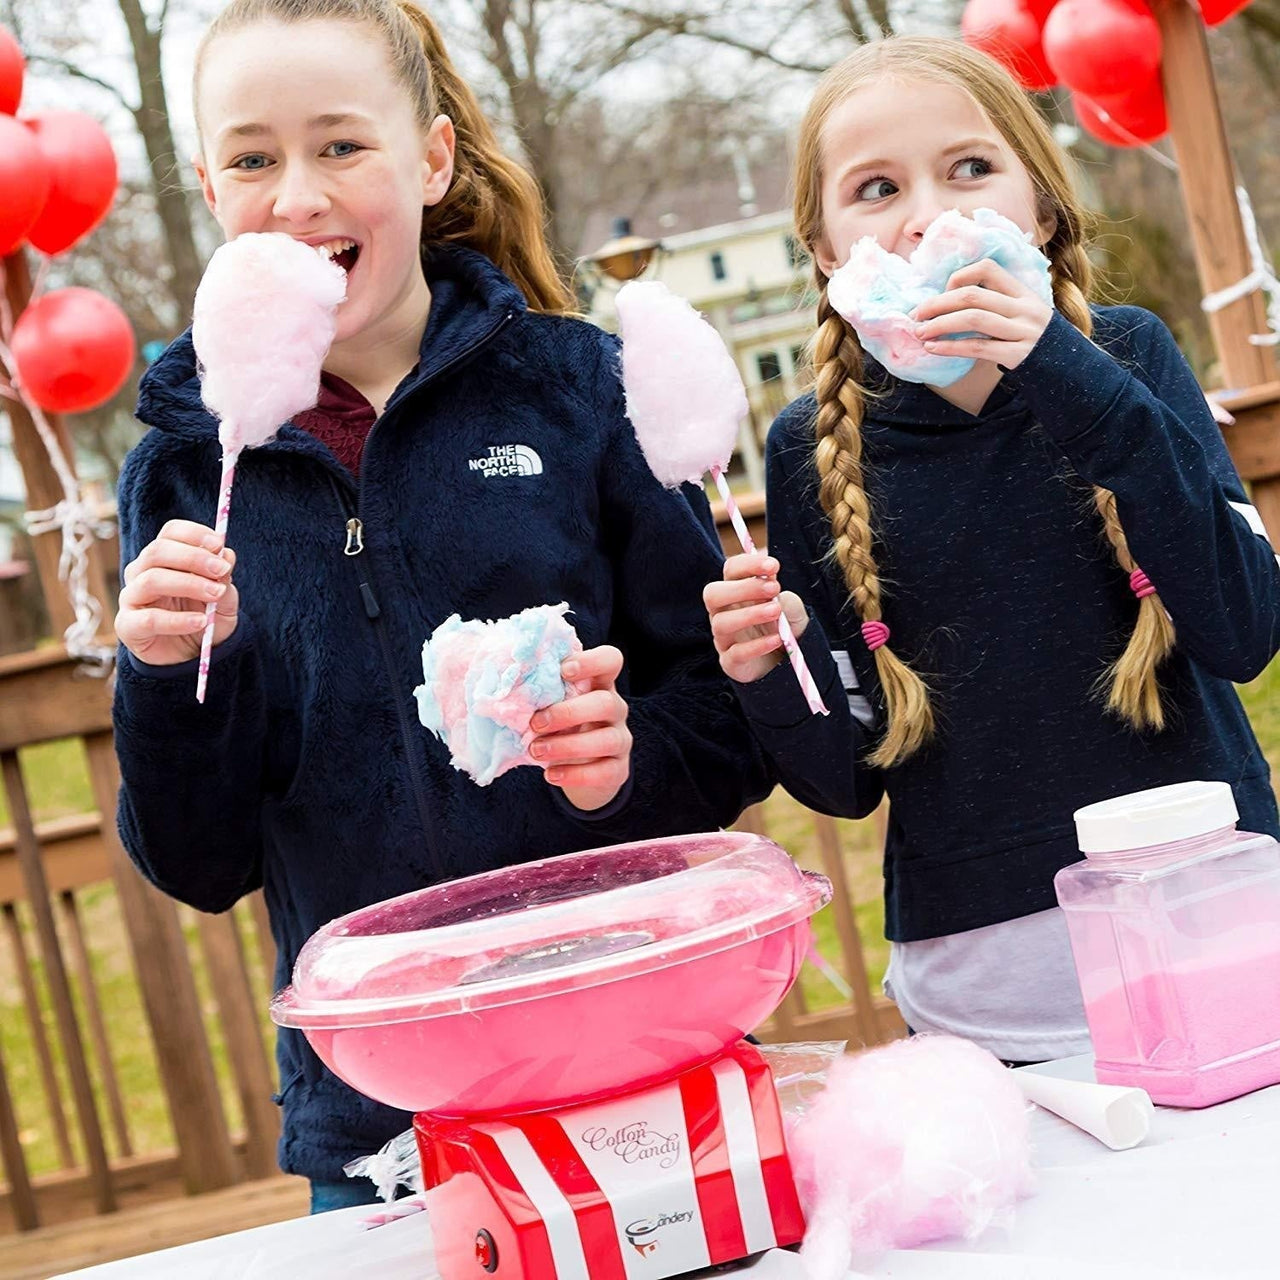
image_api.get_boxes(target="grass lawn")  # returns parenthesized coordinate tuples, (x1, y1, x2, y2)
(0, 659, 1276, 1176)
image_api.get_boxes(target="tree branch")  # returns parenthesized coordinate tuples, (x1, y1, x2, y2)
(26, 54, 140, 114)
(591, 4, 828, 73)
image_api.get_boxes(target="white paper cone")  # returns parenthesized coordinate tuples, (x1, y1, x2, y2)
(1014, 1070, 1154, 1150)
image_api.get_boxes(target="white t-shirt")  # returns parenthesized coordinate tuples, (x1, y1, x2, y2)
(883, 906, 1093, 1063)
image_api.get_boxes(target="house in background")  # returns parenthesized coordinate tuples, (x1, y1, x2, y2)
(581, 157, 816, 492)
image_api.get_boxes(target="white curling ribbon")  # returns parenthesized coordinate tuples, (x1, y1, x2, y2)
(1200, 186, 1280, 348)
(1013, 1071, 1153, 1151)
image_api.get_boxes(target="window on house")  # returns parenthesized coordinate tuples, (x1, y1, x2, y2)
(710, 251, 727, 281)
(756, 351, 783, 383)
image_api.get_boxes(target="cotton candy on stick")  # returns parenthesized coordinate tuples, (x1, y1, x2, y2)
(617, 280, 827, 716)
(190, 232, 346, 702)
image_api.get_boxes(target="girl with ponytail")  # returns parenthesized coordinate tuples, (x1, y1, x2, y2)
(706, 35, 1280, 1066)
(113, 0, 770, 1209)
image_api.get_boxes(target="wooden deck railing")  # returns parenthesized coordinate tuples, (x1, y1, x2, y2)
(0, 506, 904, 1240)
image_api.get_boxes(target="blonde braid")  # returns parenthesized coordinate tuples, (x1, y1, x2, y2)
(813, 285, 934, 767)
(1053, 238, 1175, 729)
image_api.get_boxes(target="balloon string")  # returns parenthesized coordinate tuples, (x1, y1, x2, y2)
(0, 257, 116, 672)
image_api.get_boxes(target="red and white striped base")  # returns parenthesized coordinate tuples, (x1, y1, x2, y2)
(416, 1041, 804, 1280)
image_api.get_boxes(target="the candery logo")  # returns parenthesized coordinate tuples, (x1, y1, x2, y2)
(468, 443, 543, 477)
(580, 1120, 681, 1169)
(624, 1210, 695, 1257)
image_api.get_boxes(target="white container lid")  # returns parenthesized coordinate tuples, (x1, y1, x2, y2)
(1074, 781, 1239, 854)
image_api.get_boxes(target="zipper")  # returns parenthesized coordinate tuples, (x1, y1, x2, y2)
(329, 475, 433, 842)
(317, 305, 515, 853)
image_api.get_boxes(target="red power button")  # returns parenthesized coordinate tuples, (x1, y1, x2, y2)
(475, 1228, 498, 1272)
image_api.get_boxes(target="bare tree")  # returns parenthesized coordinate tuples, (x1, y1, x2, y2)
(6, 0, 209, 317)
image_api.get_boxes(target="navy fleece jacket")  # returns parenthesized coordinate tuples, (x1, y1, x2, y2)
(112, 246, 772, 1179)
(735, 306, 1280, 941)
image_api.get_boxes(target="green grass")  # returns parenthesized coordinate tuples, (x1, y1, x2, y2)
(1, 658, 1277, 1176)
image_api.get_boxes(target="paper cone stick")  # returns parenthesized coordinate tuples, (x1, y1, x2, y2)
(1014, 1069, 1153, 1150)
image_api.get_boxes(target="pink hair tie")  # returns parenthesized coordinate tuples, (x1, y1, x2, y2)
(862, 620, 891, 652)
(1129, 569, 1156, 600)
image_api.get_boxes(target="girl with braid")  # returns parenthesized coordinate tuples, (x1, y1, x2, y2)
(704, 36, 1280, 1065)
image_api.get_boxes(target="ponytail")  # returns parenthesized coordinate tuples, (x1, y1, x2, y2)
(395, 4, 574, 313)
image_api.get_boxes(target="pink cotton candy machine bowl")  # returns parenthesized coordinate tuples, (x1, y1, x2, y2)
(271, 831, 831, 1118)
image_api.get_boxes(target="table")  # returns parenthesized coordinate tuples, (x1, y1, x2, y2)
(56, 1056, 1280, 1279)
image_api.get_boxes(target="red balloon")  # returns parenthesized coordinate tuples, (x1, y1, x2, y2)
(23, 111, 119, 256)
(10, 287, 136, 414)
(0, 25, 22, 115)
(1198, 0, 1252, 22)
(1044, 0, 1162, 99)
(962, 0, 1057, 92)
(1073, 76, 1168, 146)
(0, 116, 49, 254)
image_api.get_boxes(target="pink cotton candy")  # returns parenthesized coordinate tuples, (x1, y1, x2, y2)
(192, 232, 347, 454)
(787, 1035, 1034, 1278)
(616, 280, 747, 487)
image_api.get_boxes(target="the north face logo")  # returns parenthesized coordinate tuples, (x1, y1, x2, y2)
(468, 444, 543, 477)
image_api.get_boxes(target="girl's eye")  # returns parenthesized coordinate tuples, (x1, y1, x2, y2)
(855, 176, 897, 201)
(324, 140, 363, 158)
(231, 153, 272, 171)
(953, 156, 993, 180)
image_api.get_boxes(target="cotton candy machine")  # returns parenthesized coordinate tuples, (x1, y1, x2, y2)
(273, 831, 831, 1278)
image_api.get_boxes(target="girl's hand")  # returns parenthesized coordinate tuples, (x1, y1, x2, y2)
(913, 258, 1053, 370)
(530, 645, 631, 812)
(115, 520, 238, 665)
(703, 552, 809, 685)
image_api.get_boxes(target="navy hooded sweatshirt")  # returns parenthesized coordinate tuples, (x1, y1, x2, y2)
(111, 246, 772, 1180)
(734, 306, 1280, 942)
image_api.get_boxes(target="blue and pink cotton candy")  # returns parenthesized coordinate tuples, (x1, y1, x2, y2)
(786, 1035, 1034, 1278)
(827, 208, 1053, 387)
(413, 603, 583, 787)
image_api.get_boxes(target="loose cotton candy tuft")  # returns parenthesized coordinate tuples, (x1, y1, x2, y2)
(616, 280, 747, 487)
(787, 1035, 1035, 1279)
(827, 208, 1052, 387)
(414, 603, 583, 786)
(192, 232, 347, 453)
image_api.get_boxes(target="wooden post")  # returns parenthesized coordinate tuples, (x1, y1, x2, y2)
(1157, 0, 1280, 540)
(0, 248, 114, 640)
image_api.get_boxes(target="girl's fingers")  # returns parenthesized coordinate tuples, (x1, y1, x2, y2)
(943, 257, 1027, 297)
(704, 575, 780, 613)
(710, 599, 782, 643)
(126, 537, 233, 584)
(531, 689, 626, 735)
(157, 518, 224, 549)
(914, 284, 1024, 324)
(531, 725, 632, 766)
(723, 552, 778, 582)
(729, 633, 786, 664)
(915, 310, 1025, 343)
(563, 644, 623, 688)
(119, 567, 231, 608)
(544, 759, 630, 792)
(116, 608, 209, 643)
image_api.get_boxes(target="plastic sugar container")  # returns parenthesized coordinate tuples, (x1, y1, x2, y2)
(272, 831, 831, 1117)
(1055, 781, 1280, 1107)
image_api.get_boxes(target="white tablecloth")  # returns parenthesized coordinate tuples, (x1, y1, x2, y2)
(57, 1056, 1280, 1279)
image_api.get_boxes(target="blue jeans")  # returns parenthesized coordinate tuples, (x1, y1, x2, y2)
(309, 1177, 385, 1214)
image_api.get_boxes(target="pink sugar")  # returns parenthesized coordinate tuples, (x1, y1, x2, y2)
(1085, 947, 1280, 1106)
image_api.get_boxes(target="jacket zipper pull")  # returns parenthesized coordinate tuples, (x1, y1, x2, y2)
(359, 581, 381, 619)
(344, 517, 364, 556)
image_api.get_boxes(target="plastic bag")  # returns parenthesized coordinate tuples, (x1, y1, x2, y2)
(759, 1040, 846, 1121)
(343, 1126, 422, 1202)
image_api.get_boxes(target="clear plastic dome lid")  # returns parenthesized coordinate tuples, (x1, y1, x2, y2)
(272, 832, 830, 1030)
